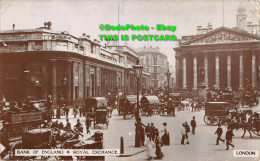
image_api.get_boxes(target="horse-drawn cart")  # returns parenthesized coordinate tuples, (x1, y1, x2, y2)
(119, 95, 141, 119)
(84, 97, 109, 129)
(140, 95, 161, 115)
(204, 102, 230, 126)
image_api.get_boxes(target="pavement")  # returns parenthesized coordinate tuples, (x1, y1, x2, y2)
(4, 104, 259, 161)
(104, 104, 260, 161)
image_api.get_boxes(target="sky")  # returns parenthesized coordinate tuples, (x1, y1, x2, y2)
(0, 0, 259, 65)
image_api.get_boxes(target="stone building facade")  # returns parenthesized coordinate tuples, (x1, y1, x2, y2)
(174, 6, 260, 92)
(0, 25, 146, 105)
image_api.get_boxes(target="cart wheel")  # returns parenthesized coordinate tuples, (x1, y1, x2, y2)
(9, 141, 22, 160)
(210, 114, 222, 126)
(203, 115, 211, 125)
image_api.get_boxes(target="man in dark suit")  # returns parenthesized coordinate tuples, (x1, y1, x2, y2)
(145, 123, 151, 140)
(151, 122, 156, 141)
(190, 116, 196, 135)
(215, 124, 224, 145)
(225, 127, 235, 150)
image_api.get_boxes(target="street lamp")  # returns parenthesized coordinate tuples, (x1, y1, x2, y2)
(133, 59, 143, 119)
(132, 59, 143, 148)
(165, 70, 172, 115)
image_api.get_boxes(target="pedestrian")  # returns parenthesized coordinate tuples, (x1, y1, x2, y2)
(64, 119, 71, 131)
(155, 136, 164, 159)
(191, 116, 196, 135)
(184, 122, 190, 144)
(85, 115, 91, 134)
(145, 123, 151, 140)
(56, 106, 61, 119)
(141, 126, 145, 146)
(146, 139, 155, 160)
(161, 122, 170, 145)
(59, 121, 64, 129)
(74, 119, 83, 133)
(215, 124, 224, 145)
(73, 106, 77, 118)
(225, 127, 235, 150)
(64, 105, 69, 118)
(79, 105, 83, 117)
(181, 123, 186, 145)
(151, 122, 155, 141)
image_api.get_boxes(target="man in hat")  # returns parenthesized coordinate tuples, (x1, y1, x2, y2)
(181, 123, 186, 145)
(85, 115, 91, 134)
(145, 123, 151, 140)
(215, 124, 224, 145)
(65, 119, 71, 131)
(225, 127, 234, 150)
(190, 116, 196, 135)
(184, 122, 190, 144)
(74, 119, 83, 133)
(151, 122, 156, 141)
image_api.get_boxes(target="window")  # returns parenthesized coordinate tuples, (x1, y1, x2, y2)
(35, 41, 42, 45)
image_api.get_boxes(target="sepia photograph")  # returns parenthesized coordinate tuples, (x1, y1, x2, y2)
(0, 0, 259, 160)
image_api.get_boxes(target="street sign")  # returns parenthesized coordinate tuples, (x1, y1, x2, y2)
(11, 112, 42, 123)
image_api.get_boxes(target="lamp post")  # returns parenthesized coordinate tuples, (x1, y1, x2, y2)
(132, 59, 143, 148)
(165, 70, 172, 115)
(133, 59, 143, 119)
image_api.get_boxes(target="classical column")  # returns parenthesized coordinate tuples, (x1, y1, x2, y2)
(227, 54, 231, 88)
(175, 57, 179, 89)
(252, 54, 256, 88)
(51, 60, 57, 105)
(193, 55, 197, 90)
(182, 57, 187, 89)
(204, 55, 208, 88)
(215, 54, 220, 88)
(66, 61, 72, 101)
(239, 53, 244, 90)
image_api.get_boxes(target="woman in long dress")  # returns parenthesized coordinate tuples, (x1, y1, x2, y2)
(146, 138, 155, 160)
(155, 136, 164, 159)
(161, 122, 169, 145)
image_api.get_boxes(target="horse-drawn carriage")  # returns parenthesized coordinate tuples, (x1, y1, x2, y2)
(252, 111, 260, 136)
(203, 102, 231, 126)
(169, 93, 182, 111)
(0, 109, 43, 159)
(119, 95, 141, 119)
(140, 95, 161, 115)
(84, 97, 109, 129)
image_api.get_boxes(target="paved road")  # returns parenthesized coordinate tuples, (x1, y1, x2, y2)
(104, 107, 260, 161)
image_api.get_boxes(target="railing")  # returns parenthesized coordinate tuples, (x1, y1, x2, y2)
(0, 46, 28, 52)
(0, 46, 125, 67)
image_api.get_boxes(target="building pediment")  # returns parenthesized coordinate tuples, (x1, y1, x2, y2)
(182, 27, 260, 46)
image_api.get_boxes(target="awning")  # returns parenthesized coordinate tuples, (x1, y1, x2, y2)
(141, 95, 160, 104)
(85, 97, 107, 107)
(126, 95, 142, 104)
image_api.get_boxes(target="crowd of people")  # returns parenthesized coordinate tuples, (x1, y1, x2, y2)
(53, 103, 84, 119)
(132, 116, 196, 160)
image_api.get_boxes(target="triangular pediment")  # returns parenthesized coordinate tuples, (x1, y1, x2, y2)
(182, 27, 260, 46)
